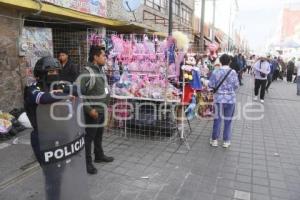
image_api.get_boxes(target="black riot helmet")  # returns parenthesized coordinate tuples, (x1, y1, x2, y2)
(34, 56, 61, 88)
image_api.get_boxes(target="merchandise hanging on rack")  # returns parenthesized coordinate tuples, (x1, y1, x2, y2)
(103, 31, 192, 143)
(180, 47, 216, 120)
(107, 33, 183, 101)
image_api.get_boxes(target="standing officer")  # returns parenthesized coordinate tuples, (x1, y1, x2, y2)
(78, 45, 114, 175)
(24, 56, 89, 200)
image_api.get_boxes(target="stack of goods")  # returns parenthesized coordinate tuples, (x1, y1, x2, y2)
(0, 112, 12, 139)
(196, 90, 214, 118)
(112, 72, 180, 101)
(107, 33, 190, 101)
(0, 109, 27, 140)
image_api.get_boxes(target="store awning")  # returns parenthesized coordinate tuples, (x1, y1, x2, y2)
(0, 0, 124, 27)
(151, 32, 168, 37)
(111, 22, 158, 33)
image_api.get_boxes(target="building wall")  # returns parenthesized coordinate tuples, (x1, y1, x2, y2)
(281, 8, 300, 41)
(106, 0, 142, 22)
(184, 0, 195, 9)
(107, 0, 169, 33)
(107, 0, 195, 34)
(0, 6, 25, 112)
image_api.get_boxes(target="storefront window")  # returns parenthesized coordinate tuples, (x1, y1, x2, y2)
(181, 4, 192, 25)
(145, 0, 167, 13)
(173, 0, 180, 16)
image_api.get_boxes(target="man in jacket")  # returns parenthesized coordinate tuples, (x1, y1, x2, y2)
(58, 49, 79, 83)
(78, 46, 114, 175)
(266, 57, 278, 93)
(287, 58, 295, 83)
(253, 57, 271, 103)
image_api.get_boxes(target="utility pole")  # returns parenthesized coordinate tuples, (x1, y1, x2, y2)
(228, 0, 239, 53)
(168, 0, 173, 36)
(212, 0, 216, 42)
(200, 0, 206, 52)
(228, 2, 232, 53)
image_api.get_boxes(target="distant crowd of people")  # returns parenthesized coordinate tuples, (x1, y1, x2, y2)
(227, 53, 300, 102)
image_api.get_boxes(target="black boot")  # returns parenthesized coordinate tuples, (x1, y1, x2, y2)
(85, 130, 97, 174)
(86, 162, 97, 174)
(94, 155, 114, 163)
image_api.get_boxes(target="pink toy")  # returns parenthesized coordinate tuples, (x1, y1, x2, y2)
(167, 36, 176, 48)
(207, 43, 219, 61)
(168, 63, 176, 76)
(175, 52, 185, 77)
(88, 33, 103, 46)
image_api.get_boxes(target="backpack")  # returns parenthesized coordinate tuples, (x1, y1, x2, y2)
(84, 66, 96, 91)
(84, 66, 109, 93)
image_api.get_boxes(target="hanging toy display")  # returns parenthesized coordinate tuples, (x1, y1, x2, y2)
(181, 54, 202, 91)
(88, 33, 104, 47)
(185, 95, 197, 120)
(207, 43, 219, 63)
(182, 56, 196, 81)
(108, 33, 188, 101)
(166, 36, 176, 64)
(172, 31, 190, 52)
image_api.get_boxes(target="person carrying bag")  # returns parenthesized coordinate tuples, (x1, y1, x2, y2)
(253, 58, 271, 103)
(208, 54, 239, 148)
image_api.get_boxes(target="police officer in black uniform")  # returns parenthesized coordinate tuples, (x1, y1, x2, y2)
(24, 56, 78, 200)
(25, 57, 66, 158)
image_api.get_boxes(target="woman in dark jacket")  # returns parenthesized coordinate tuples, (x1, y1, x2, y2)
(287, 58, 295, 82)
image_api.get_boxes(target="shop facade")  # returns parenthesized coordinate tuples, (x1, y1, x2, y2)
(0, 0, 119, 112)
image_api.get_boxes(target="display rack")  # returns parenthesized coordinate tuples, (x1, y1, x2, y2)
(103, 33, 192, 149)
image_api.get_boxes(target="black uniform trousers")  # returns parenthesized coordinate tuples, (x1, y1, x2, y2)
(84, 113, 105, 164)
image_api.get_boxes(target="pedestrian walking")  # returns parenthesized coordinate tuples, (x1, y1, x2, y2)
(266, 57, 278, 93)
(246, 55, 255, 74)
(231, 55, 243, 85)
(208, 54, 239, 148)
(253, 57, 271, 103)
(277, 57, 286, 80)
(271, 57, 280, 81)
(237, 54, 246, 86)
(78, 45, 114, 175)
(230, 55, 239, 73)
(287, 58, 295, 83)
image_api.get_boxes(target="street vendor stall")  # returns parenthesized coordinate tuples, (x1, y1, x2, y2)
(99, 32, 193, 143)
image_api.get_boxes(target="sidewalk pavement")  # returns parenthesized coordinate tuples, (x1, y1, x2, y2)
(0, 75, 300, 200)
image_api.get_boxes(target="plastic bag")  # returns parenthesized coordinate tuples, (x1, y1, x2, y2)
(18, 112, 32, 129)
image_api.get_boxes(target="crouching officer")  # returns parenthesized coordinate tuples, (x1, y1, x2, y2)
(24, 56, 90, 200)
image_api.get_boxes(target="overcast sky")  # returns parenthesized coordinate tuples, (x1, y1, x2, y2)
(195, 0, 300, 53)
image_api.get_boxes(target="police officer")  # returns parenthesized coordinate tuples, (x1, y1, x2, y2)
(24, 57, 68, 158)
(79, 45, 114, 175)
(24, 56, 84, 200)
